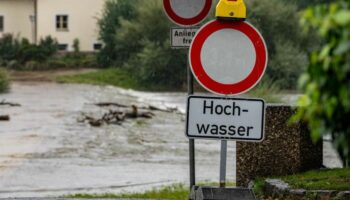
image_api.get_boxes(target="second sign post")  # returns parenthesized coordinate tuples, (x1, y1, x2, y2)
(163, 0, 214, 189)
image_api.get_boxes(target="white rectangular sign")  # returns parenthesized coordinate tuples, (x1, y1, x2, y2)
(186, 96, 265, 142)
(170, 27, 199, 48)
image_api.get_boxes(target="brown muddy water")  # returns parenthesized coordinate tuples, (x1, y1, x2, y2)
(0, 82, 236, 198)
(0, 82, 342, 198)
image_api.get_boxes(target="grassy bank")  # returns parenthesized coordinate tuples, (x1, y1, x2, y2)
(66, 182, 235, 199)
(281, 168, 350, 191)
(67, 184, 188, 199)
(57, 68, 177, 91)
(65, 168, 350, 199)
(254, 168, 350, 197)
(57, 68, 283, 102)
(0, 68, 10, 93)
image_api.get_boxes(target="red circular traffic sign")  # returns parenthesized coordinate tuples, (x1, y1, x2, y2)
(189, 20, 268, 95)
(163, 0, 212, 26)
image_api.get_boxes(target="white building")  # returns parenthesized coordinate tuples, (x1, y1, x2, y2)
(0, 0, 106, 52)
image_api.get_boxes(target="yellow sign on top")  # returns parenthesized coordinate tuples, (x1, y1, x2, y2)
(216, 0, 246, 21)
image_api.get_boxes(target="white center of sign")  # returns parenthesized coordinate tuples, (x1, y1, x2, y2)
(200, 29, 256, 84)
(169, 0, 206, 19)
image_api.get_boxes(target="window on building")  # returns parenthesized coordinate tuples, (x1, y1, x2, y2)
(58, 44, 68, 51)
(0, 16, 4, 32)
(56, 15, 68, 31)
(94, 43, 102, 51)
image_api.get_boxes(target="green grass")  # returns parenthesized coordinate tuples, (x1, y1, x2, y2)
(66, 182, 236, 199)
(57, 68, 180, 91)
(246, 79, 282, 103)
(67, 184, 188, 199)
(57, 68, 140, 90)
(281, 168, 350, 191)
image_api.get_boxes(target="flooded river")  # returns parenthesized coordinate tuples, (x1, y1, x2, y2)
(0, 82, 236, 198)
(0, 82, 343, 198)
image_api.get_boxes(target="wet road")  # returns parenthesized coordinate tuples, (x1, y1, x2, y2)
(0, 82, 236, 198)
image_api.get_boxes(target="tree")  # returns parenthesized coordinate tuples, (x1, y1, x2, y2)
(283, 0, 332, 9)
(294, 1, 350, 166)
(97, 0, 139, 67)
(247, 0, 317, 89)
(97, 0, 318, 89)
(119, 0, 187, 88)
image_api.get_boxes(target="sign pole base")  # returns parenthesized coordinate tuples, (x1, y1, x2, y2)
(220, 140, 227, 188)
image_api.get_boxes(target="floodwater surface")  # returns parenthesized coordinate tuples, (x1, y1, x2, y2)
(0, 82, 236, 197)
(0, 82, 343, 198)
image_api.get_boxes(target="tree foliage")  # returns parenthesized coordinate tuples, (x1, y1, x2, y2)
(247, 0, 317, 89)
(97, 0, 139, 67)
(120, 1, 187, 88)
(285, 0, 332, 9)
(294, 1, 350, 166)
(98, 0, 317, 89)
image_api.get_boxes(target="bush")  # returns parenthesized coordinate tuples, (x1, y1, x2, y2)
(0, 34, 21, 65)
(119, 1, 186, 88)
(0, 68, 9, 93)
(293, 1, 350, 166)
(0, 34, 58, 67)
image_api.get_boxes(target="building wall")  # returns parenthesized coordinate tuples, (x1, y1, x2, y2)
(0, 0, 35, 42)
(37, 0, 105, 52)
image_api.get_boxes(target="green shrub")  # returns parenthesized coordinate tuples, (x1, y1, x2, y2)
(47, 60, 68, 69)
(0, 34, 58, 67)
(247, 78, 282, 103)
(0, 34, 21, 64)
(80, 55, 99, 68)
(0, 68, 9, 93)
(72, 38, 80, 54)
(119, 0, 186, 88)
(293, 1, 350, 166)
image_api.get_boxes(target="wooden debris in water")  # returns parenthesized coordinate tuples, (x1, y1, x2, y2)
(94, 102, 178, 113)
(0, 115, 10, 121)
(79, 105, 155, 127)
(0, 100, 21, 107)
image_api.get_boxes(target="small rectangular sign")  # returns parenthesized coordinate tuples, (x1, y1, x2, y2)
(186, 96, 265, 142)
(170, 27, 199, 48)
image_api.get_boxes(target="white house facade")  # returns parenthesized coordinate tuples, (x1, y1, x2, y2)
(0, 0, 106, 52)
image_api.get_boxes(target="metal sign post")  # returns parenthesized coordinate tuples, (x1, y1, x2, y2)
(163, 0, 213, 190)
(187, 61, 196, 189)
(220, 140, 227, 188)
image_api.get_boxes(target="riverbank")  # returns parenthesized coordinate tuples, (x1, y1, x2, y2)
(8, 68, 98, 82)
(57, 68, 283, 103)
